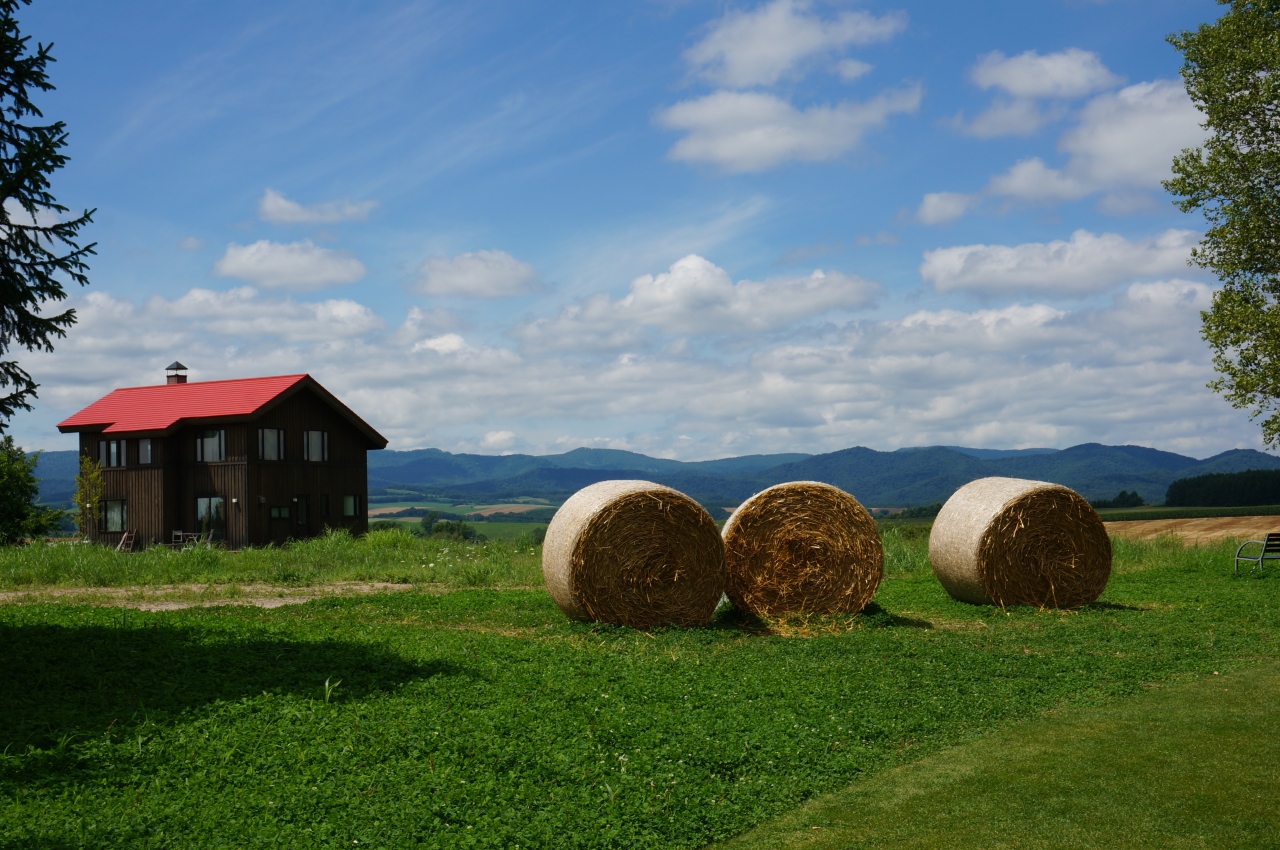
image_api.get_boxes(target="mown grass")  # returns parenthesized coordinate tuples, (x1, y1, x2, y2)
(715, 662, 1280, 849)
(0, 529, 543, 591)
(1, 533, 1276, 848)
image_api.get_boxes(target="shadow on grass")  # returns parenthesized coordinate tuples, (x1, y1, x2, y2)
(0, 621, 457, 751)
(704, 602, 933, 634)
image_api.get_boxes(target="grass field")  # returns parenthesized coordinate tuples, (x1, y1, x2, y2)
(0, 531, 1276, 848)
(371, 518, 549, 542)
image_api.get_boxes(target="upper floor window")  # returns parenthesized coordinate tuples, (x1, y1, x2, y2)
(303, 430, 329, 462)
(99, 439, 125, 468)
(342, 494, 363, 517)
(259, 428, 285, 461)
(196, 429, 225, 462)
(138, 438, 153, 465)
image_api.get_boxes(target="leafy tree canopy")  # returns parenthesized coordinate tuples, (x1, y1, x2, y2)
(1167, 1, 1280, 446)
(0, 434, 60, 542)
(0, 0, 94, 429)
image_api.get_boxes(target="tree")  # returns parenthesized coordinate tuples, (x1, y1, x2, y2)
(1166, 2, 1280, 446)
(0, 434, 60, 542)
(72, 451, 101, 537)
(0, 0, 94, 430)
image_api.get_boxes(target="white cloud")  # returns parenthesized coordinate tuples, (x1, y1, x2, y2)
(149, 287, 382, 342)
(178, 236, 202, 251)
(213, 239, 366, 291)
(685, 0, 906, 88)
(961, 99, 1057, 139)
(920, 229, 1198, 295)
(916, 192, 976, 225)
(987, 80, 1205, 203)
(970, 49, 1121, 100)
(258, 188, 378, 224)
(481, 430, 516, 450)
(13, 277, 1251, 460)
(517, 254, 879, 348)
(923, 79, 1206, 222)
(659, 86, 921, 172)
(415, 250, 540, 297)
(837, 59, 873, 82)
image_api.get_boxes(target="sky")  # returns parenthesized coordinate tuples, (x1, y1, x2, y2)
(5, 0, 1251, 460)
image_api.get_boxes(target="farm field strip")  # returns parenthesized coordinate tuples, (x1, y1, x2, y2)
(1, 535, 1275, 848)
(1105, 515, 1280, 544)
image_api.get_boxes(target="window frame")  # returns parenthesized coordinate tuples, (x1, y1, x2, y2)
(342, 494, 362, 518)
(258, 428, 285, 462)
(101, 499, 127, 533)
(195, 429, 226, 463)
(196, 496, 226, 538)
(303, 430, 329, 462)
(99, 439, 125, 468)
(138, 438, 152, 465)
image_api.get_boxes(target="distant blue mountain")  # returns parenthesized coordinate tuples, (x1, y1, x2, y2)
(31, 442, 1280, 509)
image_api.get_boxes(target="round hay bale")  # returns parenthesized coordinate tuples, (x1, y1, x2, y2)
(542, 480, 725, 628)
(929, 477, 1112, 608)
(722, 481, 883, 617)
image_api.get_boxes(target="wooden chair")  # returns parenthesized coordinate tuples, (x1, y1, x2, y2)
(1234, 532, 1280, 576)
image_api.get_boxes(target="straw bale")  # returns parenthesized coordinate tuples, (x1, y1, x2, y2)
(929, 477, 1111, 608)
(542, 480, 725, 628)
(722, 481, 883, 617)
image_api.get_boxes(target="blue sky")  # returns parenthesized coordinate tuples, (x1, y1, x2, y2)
(10, 0, 1246, 459)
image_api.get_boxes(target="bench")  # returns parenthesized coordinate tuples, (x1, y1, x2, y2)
(1234, 532, 1280, 576)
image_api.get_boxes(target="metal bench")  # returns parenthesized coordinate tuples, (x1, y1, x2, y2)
(1234, 532, 1280, 576)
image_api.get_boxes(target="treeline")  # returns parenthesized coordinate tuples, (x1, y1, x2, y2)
(1164, 469, 1280, 507)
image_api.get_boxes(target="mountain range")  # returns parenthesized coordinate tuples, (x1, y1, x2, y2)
(30, 443, 1280, 510)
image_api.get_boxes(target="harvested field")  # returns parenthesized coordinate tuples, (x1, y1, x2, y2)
(1105, 516, 1280, 544)
(0, 581, 422, 611)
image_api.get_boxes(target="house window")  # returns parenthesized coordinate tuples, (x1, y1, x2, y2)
(99, 439, 125, 468)
(138, 438, 152, 465)
(196, 430, 225, 462)
(320, 494, 329, 518)
(102, 499, 126, 532)
(303, 430, 329, 462)
(342, 494, 362, 517)
(196, 496, 226, 538)
(270, 506, 291, 520)
(259, 428, 285, 461)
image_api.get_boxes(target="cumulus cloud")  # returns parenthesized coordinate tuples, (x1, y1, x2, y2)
(685, 0, 906, 88)
(213, 239, 366, 291)
(659, 86, 921, 172)
(149, 287, 382, 342)
(921, 79, 1206, 222)
(415, 249, 541, 297)
(919, 229, 1198, 295)
(258, 188, 378, 224)
(970, 48, 1121, 100)
(14, 276, 1248, 460)
(916, 192, 976, 225)
(516, 254, 879, 348)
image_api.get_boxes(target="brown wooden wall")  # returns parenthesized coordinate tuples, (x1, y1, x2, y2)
(78, 385, 375, 549)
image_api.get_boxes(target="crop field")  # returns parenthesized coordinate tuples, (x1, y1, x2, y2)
(0, 531, 1277, 848)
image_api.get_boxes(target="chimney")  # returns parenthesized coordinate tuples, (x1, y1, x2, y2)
(165, 361, 188, 385)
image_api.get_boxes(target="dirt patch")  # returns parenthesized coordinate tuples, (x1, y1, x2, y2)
(1105, 516, 1280, 545)
(0, 581, 426, 611)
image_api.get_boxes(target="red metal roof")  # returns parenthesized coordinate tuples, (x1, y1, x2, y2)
(58, 374, 311, 435)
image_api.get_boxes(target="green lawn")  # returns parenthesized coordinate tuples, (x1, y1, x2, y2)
(715, 662, 1280, 849)
(0, 534, 1276, 848)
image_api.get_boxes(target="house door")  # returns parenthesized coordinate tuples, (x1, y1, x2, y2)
(294, 495, 309, 538)
(269, 504, 292, 544)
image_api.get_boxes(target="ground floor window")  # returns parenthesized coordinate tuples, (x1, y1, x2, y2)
(320, 494, 329, 518)
(270, 506, 291, 520)
(197, 496, 226, 538)
(102, 499, 126, 532)
(342, 494, 362, 517)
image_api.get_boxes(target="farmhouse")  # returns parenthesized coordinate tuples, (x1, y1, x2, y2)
(57, 365, 387, 549)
